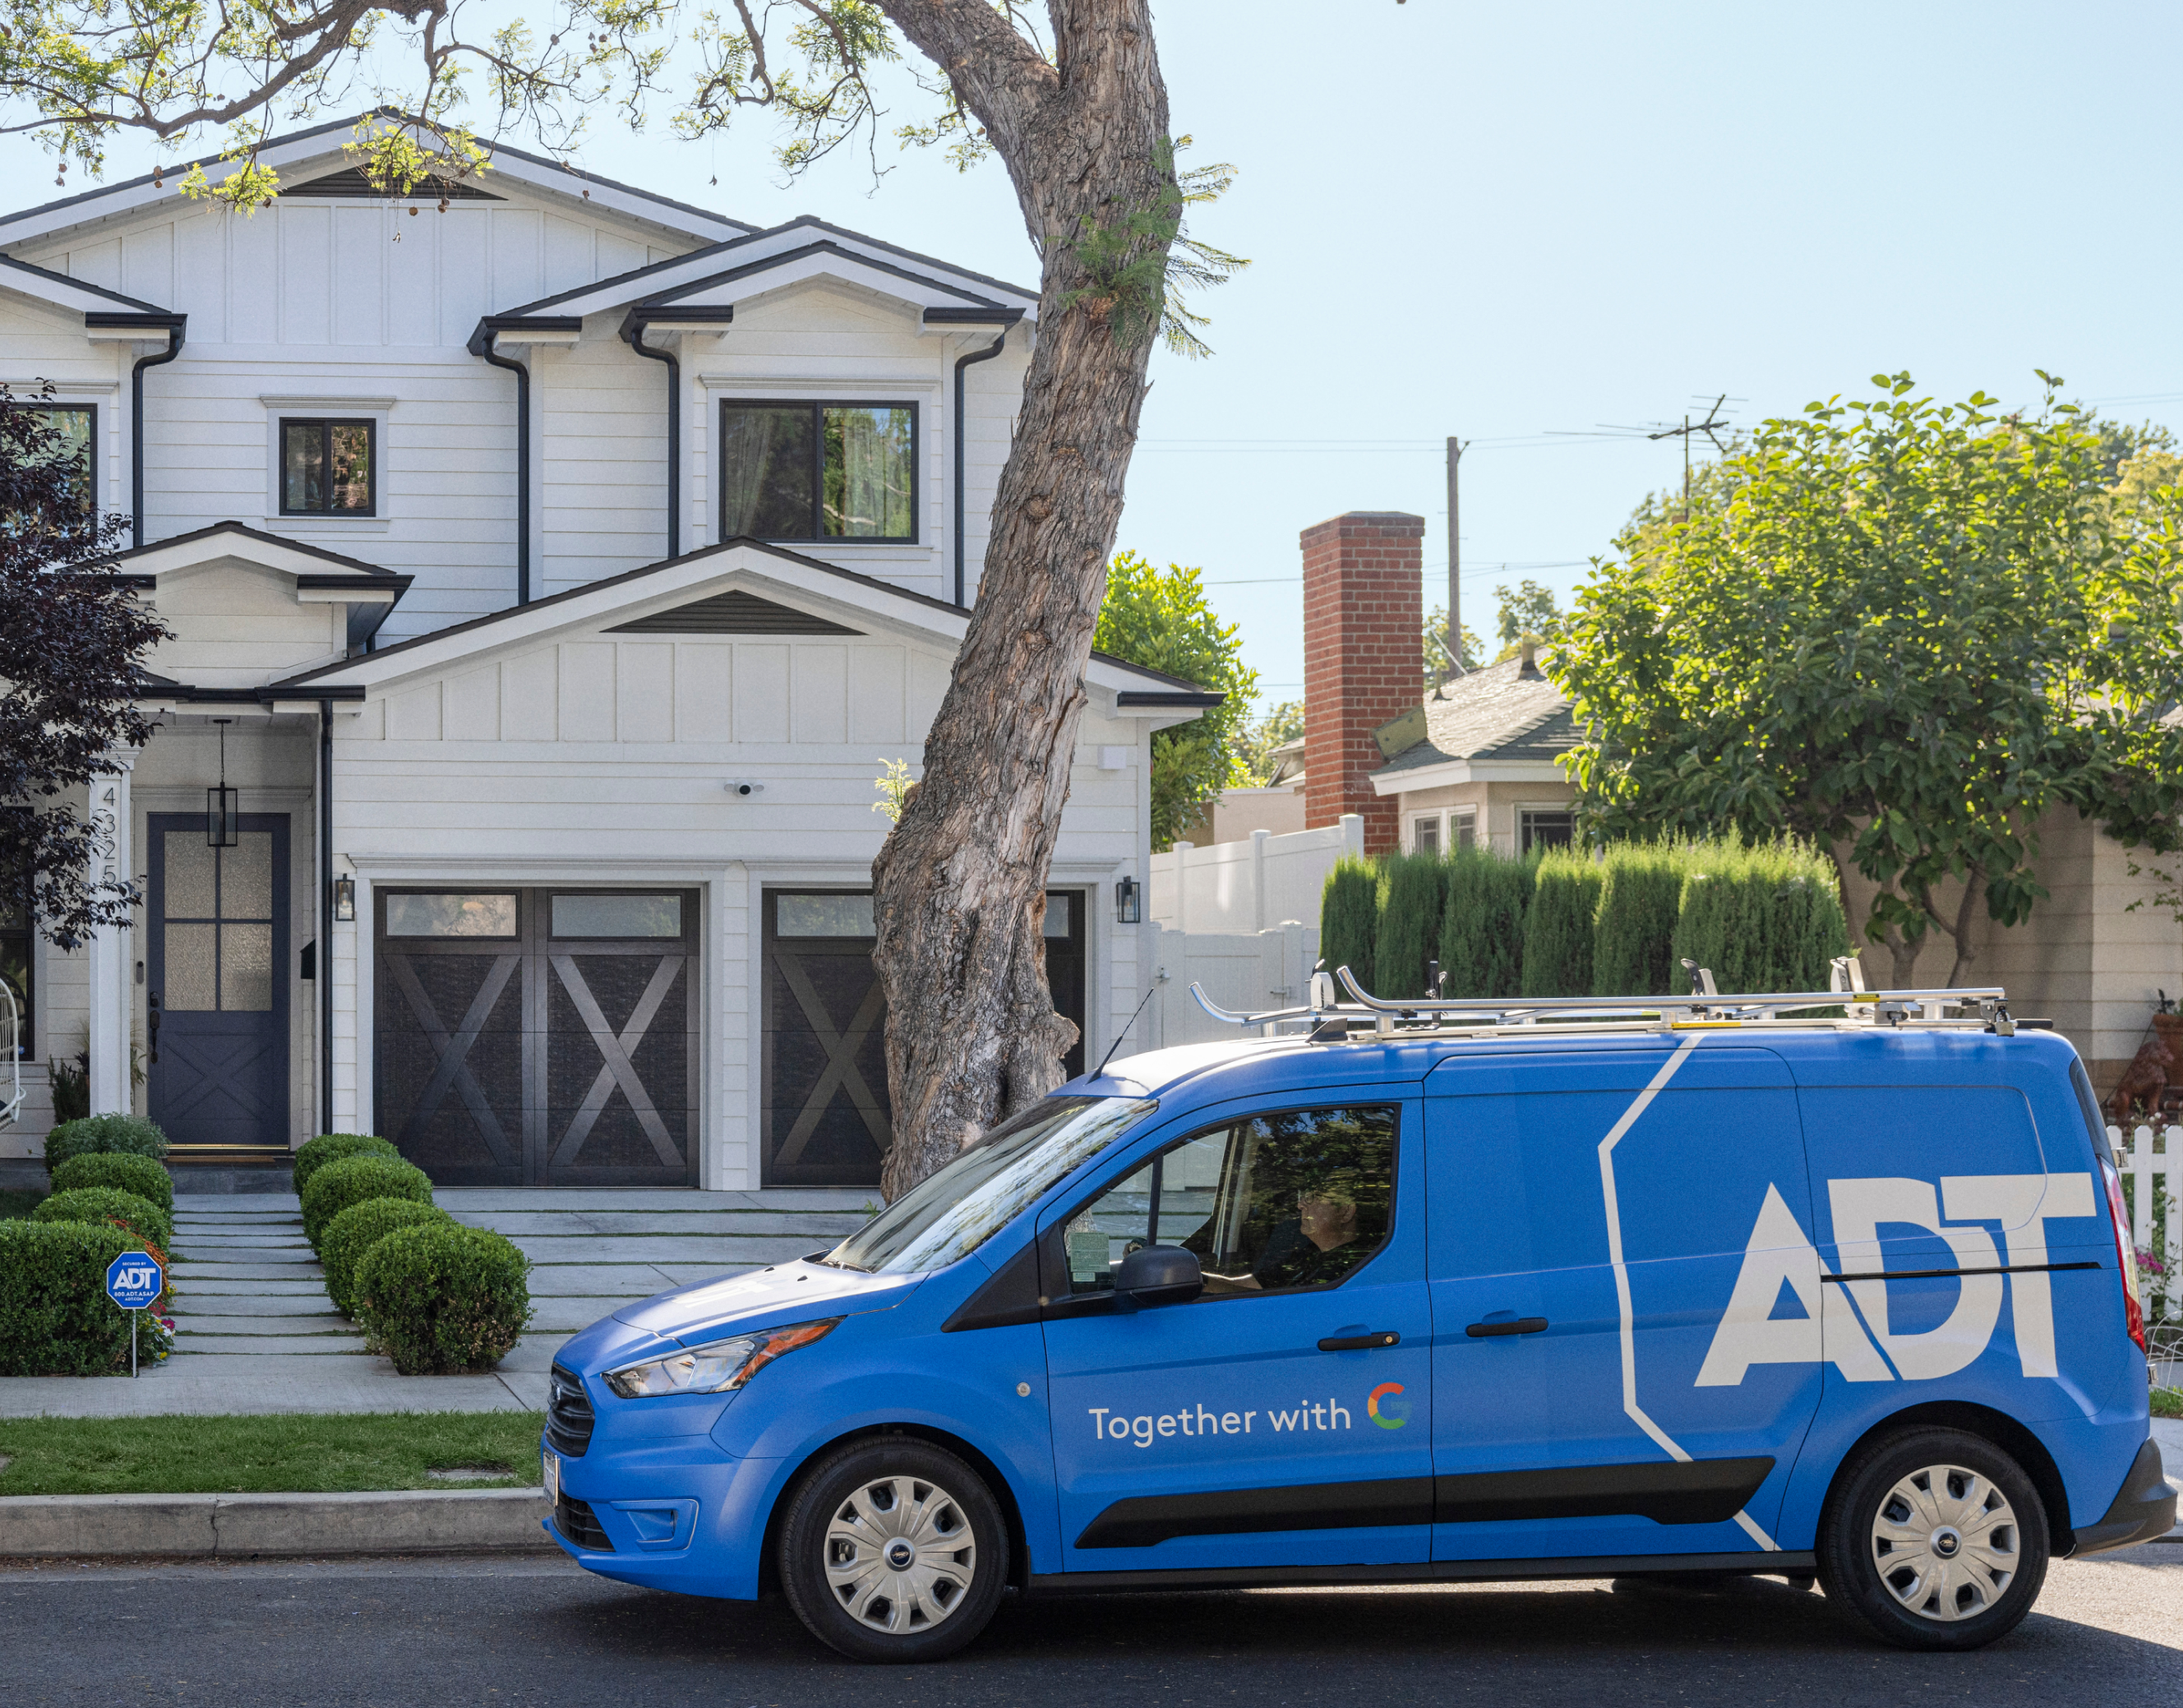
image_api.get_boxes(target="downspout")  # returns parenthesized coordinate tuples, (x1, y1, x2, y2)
(953, 326, 1011, 608)
(621, 312, 680, 559)
(469, 326, 531, 605)
(117, 316, 186, 550)
(318, 699, 335, 1136)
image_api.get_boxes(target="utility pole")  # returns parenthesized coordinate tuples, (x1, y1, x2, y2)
(1444, 435, 1465, 677)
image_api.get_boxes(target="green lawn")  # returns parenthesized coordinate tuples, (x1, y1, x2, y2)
(0, 1410, 546, 1495)
(0, 1186, 47, 1220)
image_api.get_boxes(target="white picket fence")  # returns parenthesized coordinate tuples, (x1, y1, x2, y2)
(1151, 815, 1362, 936)
(1143, 923, 1320, 1052)
(2107, 1124, 2180, 1330)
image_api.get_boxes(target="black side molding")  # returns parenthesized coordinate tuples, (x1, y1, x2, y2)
(1031, 1549, 1818, 1594)
(1078, 1476, 1433, 1549)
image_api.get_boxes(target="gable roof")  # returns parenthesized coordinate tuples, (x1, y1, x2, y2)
(1369, 653, 1578, 792)
(113, 519, 408, 584)
(0, 251, 175, 316)
(0, 111, 753, 251)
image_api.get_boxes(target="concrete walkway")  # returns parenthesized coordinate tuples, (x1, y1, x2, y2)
(0, 1188, 872, 1418)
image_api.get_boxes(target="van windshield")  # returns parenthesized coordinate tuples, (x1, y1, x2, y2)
(822, 1096, 1156, 1276)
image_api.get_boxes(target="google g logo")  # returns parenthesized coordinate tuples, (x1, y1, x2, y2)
(1367, 1381, 1408, 1430)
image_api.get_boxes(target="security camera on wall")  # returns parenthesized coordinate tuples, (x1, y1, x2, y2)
(723, 782, 765, 797)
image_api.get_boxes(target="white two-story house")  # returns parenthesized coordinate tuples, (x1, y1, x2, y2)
(0, 116, 1210, 1191)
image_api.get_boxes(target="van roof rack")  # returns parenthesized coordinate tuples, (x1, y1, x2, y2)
(1189, 957, 2018, 1041)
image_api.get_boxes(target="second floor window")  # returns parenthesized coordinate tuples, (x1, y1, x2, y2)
(2, 403, 94, 518)
(280, 418, 375, 515)
(720, 401, 916, 542)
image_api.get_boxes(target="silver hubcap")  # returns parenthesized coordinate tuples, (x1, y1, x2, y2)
(1871, 1463, 2019, 1622)
(824, 1475, 977, 1636)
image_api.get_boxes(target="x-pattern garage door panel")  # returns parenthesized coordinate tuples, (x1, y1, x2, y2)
(375, 889, 698, 1187)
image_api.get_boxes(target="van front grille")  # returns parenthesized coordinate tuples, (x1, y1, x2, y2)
(547, 1364, 595, 1457)
(556, 1495, 613, 1552)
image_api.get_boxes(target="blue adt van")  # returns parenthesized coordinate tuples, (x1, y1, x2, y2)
(542, 981, 2173, 1661)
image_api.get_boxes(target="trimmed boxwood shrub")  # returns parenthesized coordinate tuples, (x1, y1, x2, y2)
(51, 1152, 173, 1213)
(1593, 842, 1688, 997)
(0, 1219, 138, 1375)
(1374, 854, 1447, 1002)
(321, 1198, 455, 1318)
(33, 1186, 173, 1253)
(1522, 852, 1604, 999)
(1318, 856, 1382, 997)
(44, 1114, 168, 1171)
(292, 1132, 402, 1198)
(1438, 845, 1532, 999)
(354, 1222, 532, 1375)
(302, 1154, 434, 1250)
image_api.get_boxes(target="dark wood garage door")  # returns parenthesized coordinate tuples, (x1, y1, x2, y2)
(375, 889, 699, 1186)
(761, 889, 1086, 1188)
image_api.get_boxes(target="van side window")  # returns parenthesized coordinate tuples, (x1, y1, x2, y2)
(1060, 1106, 1398, 1300)
(2069, 1058, 2117, 1166)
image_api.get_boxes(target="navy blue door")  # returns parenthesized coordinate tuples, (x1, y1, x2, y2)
(147, 814, 289, 1152)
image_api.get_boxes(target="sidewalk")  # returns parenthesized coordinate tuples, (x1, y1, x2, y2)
(0, 1187, 871, 1417)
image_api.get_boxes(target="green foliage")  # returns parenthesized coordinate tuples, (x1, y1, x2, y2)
(301, 1156, 434, 1252)
(1236, 699, 1306, 785)
(1438, 846, 1534, 999)
(0, 1219, 136, 1376)
(1319, 858, 1382, 997)
(321, 1199, 455, 1319)
(2153, 1387, 2183, 1420)
(1592, 843, 1690, 996)
(44, 1113, 167, 1170)
(1560, 372, 2183, 986)
(1493, 579, 1566, 651)
(1521, 853, 1603, 998)
(1670, 842, 1850, 995)
(50, 1152, 171, 1213)
(1374, 856, 1448, 1002)
(1055, 137, 1248, 360)
(1093, 552, 1259, 849)
(354, 1223, 533, 1376)
(1422, 606, 1485, 682)
(45, 1055, 88, 1125)
(292, 1133, 401, 1198)
(0, 1188, 46, 1221)
(33, 1186, 172, 1253)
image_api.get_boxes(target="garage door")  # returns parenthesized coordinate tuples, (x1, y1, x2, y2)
(375, 889, 699, 1186)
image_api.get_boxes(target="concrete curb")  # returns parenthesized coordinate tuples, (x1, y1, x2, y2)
(0, 1487, 559, 1558)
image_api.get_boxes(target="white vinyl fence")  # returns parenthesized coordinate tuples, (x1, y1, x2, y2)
(2107, 1124, 2180, 1327)
(1143, 923, 1321, 1051)
(1151, 815, 1363, 936)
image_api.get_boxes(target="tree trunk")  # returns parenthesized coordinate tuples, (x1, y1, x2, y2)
(869, 2, 1172, 1199)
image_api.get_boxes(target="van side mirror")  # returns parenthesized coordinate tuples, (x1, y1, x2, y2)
(1112, 1245, 1202, 1311)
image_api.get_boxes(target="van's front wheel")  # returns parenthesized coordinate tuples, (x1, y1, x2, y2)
(1817, 1427, 2048, 1650)
(778, 1437, 1008, 1662)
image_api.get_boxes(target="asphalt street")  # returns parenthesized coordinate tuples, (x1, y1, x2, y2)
(6, 1541, 2179, 1707)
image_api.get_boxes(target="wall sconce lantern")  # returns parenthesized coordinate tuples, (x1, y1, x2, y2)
(205, 718, 238, 847)
(332, 875, 357, 923)
(1114, 875, 1142, 925)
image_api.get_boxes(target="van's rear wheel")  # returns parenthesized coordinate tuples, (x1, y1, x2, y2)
(778, 1438, 1008, 1662)
(1816, 1427, 2048, 1650)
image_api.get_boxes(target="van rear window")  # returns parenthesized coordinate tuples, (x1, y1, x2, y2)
(2068, 1058, 2116, 1166)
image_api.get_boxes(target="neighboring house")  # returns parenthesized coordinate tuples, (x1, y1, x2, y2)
(0, 116, 1215, 1189)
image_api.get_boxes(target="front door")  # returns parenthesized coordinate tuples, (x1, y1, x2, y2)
(1040, 1096, 1433, 1576)
(375, 889, 699, 1186)
(147, 814, 290, 1153)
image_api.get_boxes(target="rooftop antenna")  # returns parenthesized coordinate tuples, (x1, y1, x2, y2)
(1093, 985, 1157, 1079)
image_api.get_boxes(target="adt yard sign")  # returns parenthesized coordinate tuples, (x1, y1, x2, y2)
(106, 1252, 164, 1376)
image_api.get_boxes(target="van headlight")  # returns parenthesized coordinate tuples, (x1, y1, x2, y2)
(603, 1318, 841, 1399)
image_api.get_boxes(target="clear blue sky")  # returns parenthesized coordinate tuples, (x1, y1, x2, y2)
(12, 2, 2181, 712)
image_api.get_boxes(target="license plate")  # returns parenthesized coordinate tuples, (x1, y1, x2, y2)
(542, 1449, 561, 1505)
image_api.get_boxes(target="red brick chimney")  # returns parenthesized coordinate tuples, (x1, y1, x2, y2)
(1302, 510, 1423, 854)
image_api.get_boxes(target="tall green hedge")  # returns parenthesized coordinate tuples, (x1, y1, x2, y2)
(1593, 842, 1689, 996)
(1375, 855, 1448, 1001)
(1672, 841, 1849, 994)
(1438, 845, 1532, 999)
(0, 1220, 138, 1376)
(1521, 852, 1604, 998)
(1319, 857, 1382, 997)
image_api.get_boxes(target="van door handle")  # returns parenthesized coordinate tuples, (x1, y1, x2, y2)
(1465, 1316, 1548, 1337)
(1318, 1331, 1401, 1351)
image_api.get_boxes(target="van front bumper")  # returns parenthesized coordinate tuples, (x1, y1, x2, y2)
(2068, 1437, 2178, 1558)
(543, 1444, 786, 1600)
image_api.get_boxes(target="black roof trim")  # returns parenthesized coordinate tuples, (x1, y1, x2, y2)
(115, 519, 403, 578)
(922, 307, 1025, 325)
(297, 572, 413, 593)
(85, 310, 186, 330)
(641, 239, 1001, 311)
(137, 682, 369, 704)
(0, 252, 173, 313)
(627, 302, 736, 323)
(1116, 690, 1225, 710)
(467, 313, 584, 357)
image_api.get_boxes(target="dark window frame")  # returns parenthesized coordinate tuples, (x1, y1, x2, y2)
(1520, 809, 1576, 855)
(279, 416, 378, 516)
(2, 400, 96, 519)
(718, 399, 919, 544)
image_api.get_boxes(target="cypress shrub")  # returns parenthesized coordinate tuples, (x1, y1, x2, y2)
(44, 1114, 167, 1171)
(51, 1152, 173, 1213)
(321, 1198, 455, 1318)
(1438, 845, 1533, 999)
(354, 1222, 532, 1375)
(1375, 854, 1449, 1001)
(1672, 841, 1849, 994)
(1522, 852, 1604, 998)
(33, 1186, 173, 1254)
(1319, 856, 1382, 998)
(301, 1154, 434, 1250)
(293, 1133, 402, 1198)
(1593, 842, 1688, 996)
(0, 1220, 138, 1375)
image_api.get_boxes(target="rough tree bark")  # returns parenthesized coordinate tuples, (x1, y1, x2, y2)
(870, 0, 1171, 1199)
